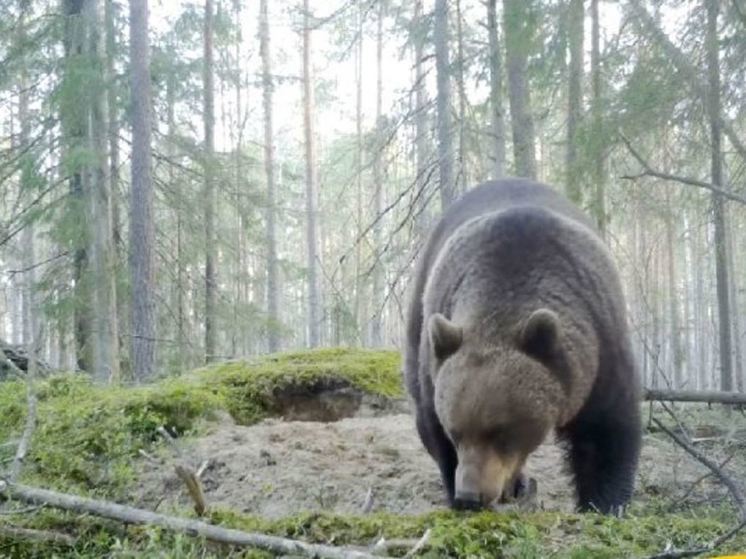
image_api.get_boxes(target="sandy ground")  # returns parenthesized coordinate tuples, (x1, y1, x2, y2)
(134, 404, 742, 518)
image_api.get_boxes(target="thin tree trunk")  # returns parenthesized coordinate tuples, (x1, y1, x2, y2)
(302, 0, 321, 348)
(354, 0, 364, 344)
(18, 4, 34, 348)
(434, 0, 455, 208)
(203, 0, 218, 361)
(370, 0, 385, 346)
(86, 0, 119, 383)
(706, 0, 733, 392)
(590, 0, 605, 235)
(565, 0, 583, 203)
(63, 0, 92, 372)
(503, 0, 537, 178)
(129, 0, 155, 380)
(455, 0, 468, 193)
(665, 191, 683, 388)
(105, 0, 124, 372)
(260, 0, 280, 353)
(487, 0, 506, 179)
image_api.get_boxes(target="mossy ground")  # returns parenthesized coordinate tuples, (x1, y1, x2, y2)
(1, 348, 745, 557)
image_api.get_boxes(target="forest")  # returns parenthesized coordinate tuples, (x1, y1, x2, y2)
(1, 0, 746, 557)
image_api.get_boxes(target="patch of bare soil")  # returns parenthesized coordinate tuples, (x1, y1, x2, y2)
(134, 407, 742, 518)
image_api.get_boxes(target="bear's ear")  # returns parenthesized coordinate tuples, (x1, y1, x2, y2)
(428, 313, 463, 360)
(520, 308, 561, 361)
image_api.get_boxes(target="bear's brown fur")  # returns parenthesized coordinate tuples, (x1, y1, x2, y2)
(404, 178, 641, 514)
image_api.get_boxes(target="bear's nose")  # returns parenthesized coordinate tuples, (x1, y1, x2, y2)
(454, 491, 483, 511)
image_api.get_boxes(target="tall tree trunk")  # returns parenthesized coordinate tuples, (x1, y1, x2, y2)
(665, 192, 683, 388)
(706, 0, 733, 391)
(203, 0, 218, 361)
(487, 0, 506, 179)
(302, 0, 321, 348)
(86, 0, 119, 383)
(413, 0, 430, 234)
(105, 0, 125, 370)
(565, 0, 583, 203)
(370, 0, 385, 346)
(129, 0, 155, 380)
(63, 0, 92, 372)
(590, 0, 606, 235)
(18, 3, 34, 348)
(454, 0, 468, 192)
(260, 0, 280, 353)
(503, 0, 537, 178)
(353, 0, 365, 344)
(434, 0, 455, 208)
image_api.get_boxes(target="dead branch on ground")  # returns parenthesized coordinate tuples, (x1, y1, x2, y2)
(644, 388, 746, 406)
(0, 524, 75, 547)
(0, 480, 390, 559)
(157, 426, 207, 517)
(646, 519, 746, 559)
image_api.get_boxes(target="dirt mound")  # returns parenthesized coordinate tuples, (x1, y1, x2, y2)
(135, 407, 729, 518)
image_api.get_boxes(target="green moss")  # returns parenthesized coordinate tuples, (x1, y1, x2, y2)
(0, 349, 402, 494)
(198, 348, 402, 425)
(5, 505, 743, 559)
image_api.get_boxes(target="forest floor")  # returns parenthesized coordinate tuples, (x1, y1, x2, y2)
(135, 399, 746, 519)
(3, 348, 746, 557)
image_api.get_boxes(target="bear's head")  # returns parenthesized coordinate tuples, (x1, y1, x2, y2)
(428, 309, 568, 509)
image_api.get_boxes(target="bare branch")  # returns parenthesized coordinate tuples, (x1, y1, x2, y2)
(0, 481, 391, 559)
(651, 417, 746, 518)
(619, 133, 746, 206)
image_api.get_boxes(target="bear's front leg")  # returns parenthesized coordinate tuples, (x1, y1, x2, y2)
(415, 406, 458, 505)
(562, 409, 641, 515)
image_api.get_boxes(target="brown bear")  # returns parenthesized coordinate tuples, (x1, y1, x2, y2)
(404, 178, 641, 514)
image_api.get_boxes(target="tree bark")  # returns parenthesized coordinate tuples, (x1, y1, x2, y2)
(434, 0, 455, 207)
(455, 0, 468, 193)
(62, 0, 92, 373)
(565, 0, 583, 204)
(413, 0, 430, 234)
(503, 0, 537, 178)
(590, 0, 605, 235)
(260, 0, 280, 353)
(87, 0, 119, 383)
(706, 0, 733, 392)
(129, 0, 156, 380)
(487, 0, 506, 179)
(302, 0, 321, 348)
(203, 0, 218, 361)
(370, 0, 385, 346)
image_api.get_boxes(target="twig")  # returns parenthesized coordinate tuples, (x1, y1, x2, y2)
(673, 454, 734, 508)
(157, 426, 208, 516)
(361, 487, 374, 513)
(619, 132, 746, 206)
(196, 459, 209, 479)
(403, 529, 431, 559)
(174, 464, 207, 517)
(0, 480, 390, 559)
(138, 449, 162, 465)
(652, 417, 746, 517)
(0, 524, 75, 547)
(7, 326, 42, 484)
(645, 519, 746, 559)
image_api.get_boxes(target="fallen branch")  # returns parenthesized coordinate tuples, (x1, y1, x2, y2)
(157, 426, 208, 517)
(646, 518, 746, 559)
(644, 388, 746, 406)
(403, 529, 431, 559)
(619, 133, 746, 206)
(0, 524, 75, 547)
(0, 480, 390, 559)
(651, 417, 746, 517)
